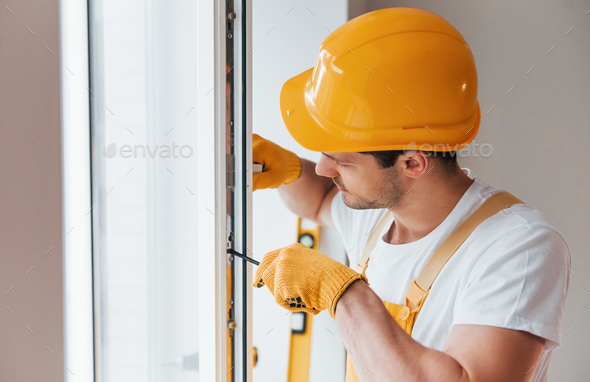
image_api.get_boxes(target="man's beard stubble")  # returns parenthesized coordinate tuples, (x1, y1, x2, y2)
(335, 169, 404, 210)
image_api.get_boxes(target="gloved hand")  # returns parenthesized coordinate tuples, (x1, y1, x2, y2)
(252, 243, 369, 318)
(252, 133, 302, 191)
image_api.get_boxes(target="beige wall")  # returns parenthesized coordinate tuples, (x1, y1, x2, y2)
(0, 0, 64, 380)
(350, 1, 590, 380)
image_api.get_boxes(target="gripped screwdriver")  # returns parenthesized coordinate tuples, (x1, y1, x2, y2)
(226, 163, 264, 266)
(227, 248, 259, 266)
(225, 162, 268, 266)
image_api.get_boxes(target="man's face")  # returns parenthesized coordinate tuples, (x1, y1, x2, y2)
(315, 152, 405, 210)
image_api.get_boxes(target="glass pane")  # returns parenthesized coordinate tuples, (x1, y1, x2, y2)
(89, 1, 199, 381)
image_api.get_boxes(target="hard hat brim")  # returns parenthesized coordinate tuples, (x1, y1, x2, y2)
(280, 67, 481, 153)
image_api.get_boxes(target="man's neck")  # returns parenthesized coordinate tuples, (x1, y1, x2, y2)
(384, 171, 474, 245)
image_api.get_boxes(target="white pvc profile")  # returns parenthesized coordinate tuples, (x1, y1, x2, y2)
(197, 0, 254, 379)
(231, 0, 254, 379)
(59, 0, 95, 380)
(197, 0, 229, 380)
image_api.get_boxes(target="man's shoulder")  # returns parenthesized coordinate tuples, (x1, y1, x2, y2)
(461, 176, 570, 260)
(487, 199, 561, 231)
(463, 194, 571, 268)
(486, 204, 568, 251)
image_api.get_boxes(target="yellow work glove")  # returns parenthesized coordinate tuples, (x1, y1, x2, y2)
(252, 243, 369, 319)
(252, 133, 302, 191)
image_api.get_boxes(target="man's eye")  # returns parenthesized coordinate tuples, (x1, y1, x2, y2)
(337, 162, 347, 167)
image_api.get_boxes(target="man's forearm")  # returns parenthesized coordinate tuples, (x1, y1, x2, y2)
(335, 280, 467, 382)
(277, 158, 335, 222)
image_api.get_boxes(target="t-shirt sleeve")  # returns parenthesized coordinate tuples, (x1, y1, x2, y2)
(452, 224, 571, 350)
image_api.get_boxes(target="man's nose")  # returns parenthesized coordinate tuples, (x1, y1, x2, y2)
(315, 154, 339, 178)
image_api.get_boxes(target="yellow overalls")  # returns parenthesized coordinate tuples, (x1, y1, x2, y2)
(345, 192, 523, 382)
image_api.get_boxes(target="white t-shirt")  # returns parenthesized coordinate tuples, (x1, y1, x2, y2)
(331, 168, 570, 382)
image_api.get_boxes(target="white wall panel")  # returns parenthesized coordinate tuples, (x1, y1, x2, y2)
(251, 2, 349, 381)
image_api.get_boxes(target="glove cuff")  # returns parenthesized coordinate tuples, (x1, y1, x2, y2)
(282, 150, 302, 185)
(328, 271, 369, 319)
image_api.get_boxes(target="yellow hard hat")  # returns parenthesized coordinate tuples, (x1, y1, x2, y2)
(280, 7, 480, 153)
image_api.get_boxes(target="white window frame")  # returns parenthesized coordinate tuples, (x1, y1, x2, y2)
(60, 0, 95, 380)
(61, 0, 254, 380)
(197, 0, 254, 380)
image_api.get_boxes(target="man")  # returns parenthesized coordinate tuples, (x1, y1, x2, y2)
(252, 8, 570, 382)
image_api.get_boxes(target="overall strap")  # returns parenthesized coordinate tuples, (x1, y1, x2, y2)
(354, 209, 394, 274)
(406, 191, 523, 309)
(356, 191, 524, 310)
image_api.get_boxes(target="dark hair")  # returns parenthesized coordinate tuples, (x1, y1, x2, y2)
(359, 150, 458, 171)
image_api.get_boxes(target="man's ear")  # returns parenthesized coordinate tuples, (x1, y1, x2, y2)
(399, 151, 430, 179)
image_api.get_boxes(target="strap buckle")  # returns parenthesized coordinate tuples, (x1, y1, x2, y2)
(404, 279, 430, 312)
(357, 261, 369, 278)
